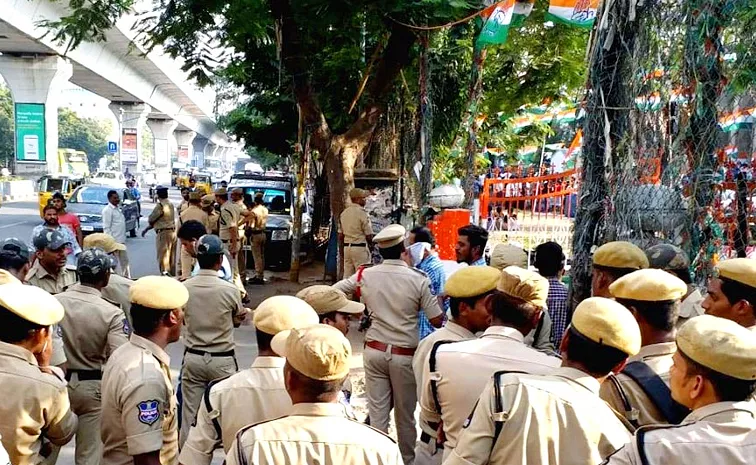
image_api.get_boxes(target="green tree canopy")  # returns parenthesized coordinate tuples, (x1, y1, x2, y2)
(0, 84, 14, 167)
(57, 107, 112, 170)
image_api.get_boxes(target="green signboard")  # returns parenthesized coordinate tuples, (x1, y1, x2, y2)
(15, 103, 46, 162)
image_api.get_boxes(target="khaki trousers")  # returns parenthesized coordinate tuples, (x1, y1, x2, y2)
(179, 352, 238, 447)
(180, 247, 195, 280)
(115, 249, 131, 279)
(344, 245, 370, 278)
(223, 241, 246, 296)
(237, 235, 247, 280)
(251, 232, 266, 279)
(68, 379, 102, 465)
(415, 439, 443, 465)
(363, 346, 417, 465)
(156, 229, 176, 275)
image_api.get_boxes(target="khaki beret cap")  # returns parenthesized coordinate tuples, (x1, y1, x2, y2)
(271, 324, 351, 381)
(677, 315, 756, 380)
(349, 188, 369, 199)
(189, 192, 203, 201)
(571, 297, 641, 356)
(489, 243, 528, 270)
(231, 188, 244, 195)
(609, 269, 687, 302)
(130, 276, 189, 310)
(214, 187, 228, 196)
(0, 283, 64, 326)
(252, 295, 319, 335)
(296, 285, 365, 315)
(201, 194, 215, 207)
(374, 224, 406, 249)
(716, 258, 756, 289)
(445, 266, 501, 298)
(497, 266, 549, 308)
(593, 241, 649, 270)
(83, 233, 126, 253)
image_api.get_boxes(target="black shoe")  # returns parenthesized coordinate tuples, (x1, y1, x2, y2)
(249, 277, 265, 285)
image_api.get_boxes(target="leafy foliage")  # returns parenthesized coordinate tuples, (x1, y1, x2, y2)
(0, 84, 14, 167)
(57, 108, 112, 170)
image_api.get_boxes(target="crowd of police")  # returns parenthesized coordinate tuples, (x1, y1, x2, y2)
(0, 185, 754, 465)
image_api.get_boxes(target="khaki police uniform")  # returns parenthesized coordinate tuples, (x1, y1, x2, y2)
(178, 199, 189, 217)
(232, 199, 249, 281)
(56, 282, 130, 465)
(179, 295, 318, 464)
(179, 269, 244, 446)
(179, 199, 210, 280)
(249, 203, 268, 280)
(447, 297, 641, 465)
(103, 274, 134, 323)
(592, 241, 649, 298)
(148, 199, 177, 275)
(218, 199, 244, 293)
(340, 191, 373, 277)
(0, 285, 78, 465)
(333, 224, 442, 465)
(603, 315, 756, 465)
(227, 324, 403, 465)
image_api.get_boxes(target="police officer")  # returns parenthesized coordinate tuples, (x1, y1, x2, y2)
(0, 237, 32, 284)
(0, 283, 78, 465)
(600, 268, 689, 428)
(179, 192, 210, 280)
(179, 296, 319, 464)
(177, 220, 233, 282)
(333, 224, 443, 465)
(646, 243, 703, 326)
(701, 258, 756, 330)
(101, 276, 188, 465)
(56, 248, 130, 465)
(603, 315, 756, 464)
(178, 187, 190, 216)
(179, 234, 246, 446)
(82, 233, 134, 321)
(201, 194, 219, 235)
(226, 324, 403, 465)
(216, 187, 245, 294)
(447, 297, 640, 465)
(339, 188, 374, 277)
(248, 192, 268, 284)
(26, 228, 78, 294)
(230, 188, 251, 284)
(591, 241, 649, 297)
(143, 186, 177, 275)
(424, 266, 562, 460)
(412, 266, 499, 465)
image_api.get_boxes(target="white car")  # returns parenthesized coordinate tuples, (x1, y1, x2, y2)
(89, 171, 126, 187)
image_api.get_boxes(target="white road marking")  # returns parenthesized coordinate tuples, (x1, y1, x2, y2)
(0, 221, 27, 230)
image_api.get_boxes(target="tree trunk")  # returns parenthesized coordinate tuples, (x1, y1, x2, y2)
(462, 47, 487, 207)
(418, 32, 433, 206)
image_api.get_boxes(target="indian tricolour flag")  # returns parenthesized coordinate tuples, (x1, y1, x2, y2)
(719, 107, 756, 132)
(546, 0, 600, 29)
(477, 0, 516, 48)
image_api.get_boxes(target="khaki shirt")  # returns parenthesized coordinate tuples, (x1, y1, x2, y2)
(446, 367, 633, 465)
(180, 205, 210, 232)
(249, 204, 268, 231)
(600, 342, 677, 427)
(55, 284, 130, 371)
(233, 200, 249, 237)
(103, 274, 134, 322)
(148, 199, 176, 231)
(226, 403, 403, 465)
(0, 268, 20, 284)
(339, 203, 373, 244)
(219, 202, 240, 241)
(179, 356, 291, 464)
(0, 342, 78, 465)
(207, 210, 220, 235)
(422, 326, 561, 456)
(101, 335, 178, 465)
(178, 200, 189, 217)
(183, 270, 242, 352)
(602, 401, 756, 465)
(25, 261, 77, 295)
(333, 259, 442, 348)
(677, 288, 704, 327)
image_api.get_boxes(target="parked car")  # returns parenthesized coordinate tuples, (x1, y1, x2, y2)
(89, 171, 126, 187)
(66, 185, 140, 237)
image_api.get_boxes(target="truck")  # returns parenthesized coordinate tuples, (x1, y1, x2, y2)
(57, 149, 90, 177)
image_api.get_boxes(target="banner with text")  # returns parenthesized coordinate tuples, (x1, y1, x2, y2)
(15, 103, 46, 162)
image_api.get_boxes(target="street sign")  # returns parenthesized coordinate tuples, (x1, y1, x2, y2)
(107, 141, 118, 153)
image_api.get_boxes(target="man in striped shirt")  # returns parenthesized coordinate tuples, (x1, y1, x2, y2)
(534, 241, 569, 346)
(409, 227, 448, 340)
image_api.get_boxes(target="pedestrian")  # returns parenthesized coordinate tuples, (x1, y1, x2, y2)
(102, 189, 131, 278)
(225, 324, 404, 465)
(179, 234, 247, 447)
(100, 276, 188, 465)
(179, 295, 319, 464)
(600, 268, 689, 427)
(82, 233, 134, 321)
(446, 297, 639, 465)
(0, 237, 32, 284)
(52, 191, 83, 247)
(534, 241, 569, 346)
(333, 224, 444, 465)
(0, 283, 78, 465)
(412, 266, 500, 465)
(178, 188, 190, 216)
(178, 192, 210, 279)
(31, 203, 81, 267)
(407, 226, 448, 341)
(701, 257, 756, 330)
(455, 224, 488, 266)
(55, 248, 130, 465)
(424, 266, 562, 460)
(591, 241, 649, 298)
(646, 243, 704, 326)
(126, 180, 141, 224)
(602, 315, 756, 464)
(339, 188, 374, 277)
(216, 187, 245, 295)
(177, 220, 233, 282)
(26, 228, 77, 294)
(142, 186, 177, 275)
(201, 194, 219, 235)
(248, 192, 268, 284)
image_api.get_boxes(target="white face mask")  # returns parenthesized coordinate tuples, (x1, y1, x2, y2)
(407, 242, 431, 267)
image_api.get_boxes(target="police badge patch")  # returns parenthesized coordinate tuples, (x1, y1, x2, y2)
(137, 400, 160, 425)
(123, 318, 131, 335)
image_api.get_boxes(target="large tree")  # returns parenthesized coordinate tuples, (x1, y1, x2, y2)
(0, 84, 15, 168)
(58, 107, 112, 170)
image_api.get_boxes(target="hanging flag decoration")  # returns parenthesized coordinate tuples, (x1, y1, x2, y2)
(512, 0, 536, 27)
(546, 0, 600, 29)
(477, 0, 516, 48)
(719, 107, 756, 132)
(564, 129, 582, 169)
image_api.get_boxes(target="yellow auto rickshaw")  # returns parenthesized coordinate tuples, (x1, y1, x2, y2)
(177, 169, 191, 189)
(37, 174, 86, 217)
(193, 173, 212, 195)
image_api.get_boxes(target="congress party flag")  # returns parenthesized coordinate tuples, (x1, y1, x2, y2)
(512, 0, 536, 27)
(546, 0, 600, 29)
(477, 0, 516, 48)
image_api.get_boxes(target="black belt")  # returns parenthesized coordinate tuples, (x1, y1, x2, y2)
(345, 243, 367, 247)
(65, 369, 102, 381)
(185, 348, 236, 358)
(156, 228, 175, 232)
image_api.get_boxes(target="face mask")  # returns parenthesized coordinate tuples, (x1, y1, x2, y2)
(407, 242, 431, 267)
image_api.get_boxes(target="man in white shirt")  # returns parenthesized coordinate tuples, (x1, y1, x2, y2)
(101, 190, 130, 278)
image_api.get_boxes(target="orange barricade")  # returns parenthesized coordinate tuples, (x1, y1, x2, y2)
(427, 209, 472, 261)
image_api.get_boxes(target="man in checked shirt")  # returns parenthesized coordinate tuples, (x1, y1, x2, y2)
(408, 227, 448, 340)
(534, 241, 569, 346)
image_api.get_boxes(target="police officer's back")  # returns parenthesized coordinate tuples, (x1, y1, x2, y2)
(82, 233, 134, 322)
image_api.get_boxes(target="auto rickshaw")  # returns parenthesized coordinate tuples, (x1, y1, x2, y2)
(177, 169, 191, 189)
(193, 173, 212, 195)
(37, 174, 87, 217)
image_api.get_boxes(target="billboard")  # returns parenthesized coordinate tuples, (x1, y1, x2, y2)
(15, 103, 46, 162)
(121, 128, 138, 163)
(154, 139, 169, 166)
(177, 145, 190, 163)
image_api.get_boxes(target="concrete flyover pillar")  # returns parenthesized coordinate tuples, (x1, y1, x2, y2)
(109, 102, 151, 175)
(192, 136, 209, 168)
(0, 55, 73, 177)
(203, 142, 218, 170)
(146, 118, 178, 185)
(174, 130, 196, 166)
